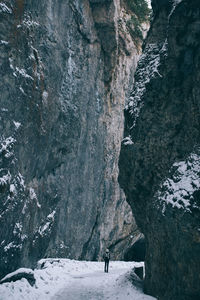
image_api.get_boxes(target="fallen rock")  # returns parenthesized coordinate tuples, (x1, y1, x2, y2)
(0, 268, 35, 286)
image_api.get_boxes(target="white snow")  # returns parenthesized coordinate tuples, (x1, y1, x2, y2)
(169, 0, 183, 19)
(156, 151, 200, 213)
(15, 67, 34, 80)
(146, 0, 151, 9)
(0, 268, 34, 283)
(42, 91, 49, 104)
(0, 259, 156, 300)
(18, 173, 25, 189)
(38, 211, 56, 236)
(38, 222, 51, 236)
(22, 16, 39, 28)
(8, 58, 14, 71)
(0, 40, 9, 45)
(42, 91, 48, 100)
(4, 242, 22, 252)
(29, 188, 37, 200)
(122, 136, 134, 145)
(47, 210, 56, 220)
(13, 223, 22, 235)
(0, 2, 12, 14)
(13, 121, 21, 129)
(126, 41, 167, 128)
(29, 187, 41, 208)
(0, 172, 11, 186)
(0, 137, 15, 158)
(10, 184, 17, 195)
(9, 57, 34, 80)
(19, 86, 25, 94)
(174, 0, 183, 3)
(13, 223, 27, 241)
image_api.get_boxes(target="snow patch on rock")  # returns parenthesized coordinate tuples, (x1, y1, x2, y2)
(38, 211, 56, 236)
(169, 0, 183, 19)
(122, 136, 134, 145)
(0, 136, 16, 158)
(29, 187, 41, 208)
(22, 18, 39, 28)
(126, 41, 167, 128)
(0, 40, 9, 45)
(156, 151, 200, 213)
(0, 2, 12, 14)
(15, 67, 34, 80)
(0, 172, 11, 186)
(4, 242, 22, 252)
(13, 121, 21, 130)
(0, 268, 34, 283)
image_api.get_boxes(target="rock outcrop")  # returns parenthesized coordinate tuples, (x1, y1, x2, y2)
(119, 0, 200, 299)
(0, 0, 147, 277)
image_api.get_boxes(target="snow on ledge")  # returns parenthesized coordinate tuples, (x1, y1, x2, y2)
(122, 136, 134, 145)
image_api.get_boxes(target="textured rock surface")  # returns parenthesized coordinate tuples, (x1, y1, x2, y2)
(0, 0, 145, 277)
(119, 0, 200, 299)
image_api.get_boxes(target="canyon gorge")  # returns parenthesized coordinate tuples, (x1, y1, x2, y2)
(1, 1, 200, 299)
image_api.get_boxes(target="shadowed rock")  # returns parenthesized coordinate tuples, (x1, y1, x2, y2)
(134, 266, 144, 280)
(119, 0, 200, 299)
(124, 236, 146, 262)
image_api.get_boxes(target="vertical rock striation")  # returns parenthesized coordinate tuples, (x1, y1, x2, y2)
(0, 0, 146, 277)
(119, 0, 200, 299)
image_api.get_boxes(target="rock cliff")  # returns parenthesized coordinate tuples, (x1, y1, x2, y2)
(119, 0, 200, 299)
(0, 0, 147, 277)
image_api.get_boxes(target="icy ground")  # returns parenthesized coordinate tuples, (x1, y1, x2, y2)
(0, 259, 156, 300)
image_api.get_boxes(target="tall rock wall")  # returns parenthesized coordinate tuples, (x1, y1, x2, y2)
(0, 0, 145, 277)
(119, 0, 200, 299)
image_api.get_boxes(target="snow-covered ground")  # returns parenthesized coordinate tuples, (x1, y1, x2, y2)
(0, 259, 156, 300)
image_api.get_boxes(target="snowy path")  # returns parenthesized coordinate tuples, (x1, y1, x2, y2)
(0, 259, 156, 300)
(53, 262, 155, 300)
(53, 270, 106, 300)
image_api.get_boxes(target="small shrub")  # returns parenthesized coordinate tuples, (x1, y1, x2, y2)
(125, 0, 151, 46)
(126, 15, 143, 41)
(126, 0, 151, 22)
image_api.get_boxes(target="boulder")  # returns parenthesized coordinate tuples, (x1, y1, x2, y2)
(0, 268, 35, 286)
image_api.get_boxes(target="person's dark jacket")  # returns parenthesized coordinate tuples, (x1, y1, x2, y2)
(103, 251, 110, 261)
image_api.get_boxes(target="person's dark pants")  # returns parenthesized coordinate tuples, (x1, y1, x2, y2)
(104, 259, 109, 273)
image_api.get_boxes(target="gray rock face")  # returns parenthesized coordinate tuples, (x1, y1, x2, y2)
(0, 0, 143, 277)
(119, 0, 200, 299)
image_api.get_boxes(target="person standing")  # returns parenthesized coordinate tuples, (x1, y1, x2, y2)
(103, 249, 110, 273)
